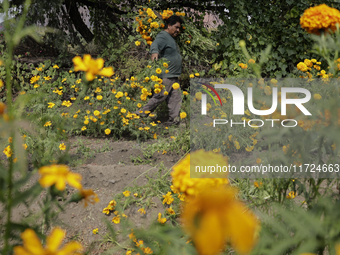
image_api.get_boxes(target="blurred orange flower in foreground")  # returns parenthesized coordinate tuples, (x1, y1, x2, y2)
(72, 54, 114, 81)
(13, 227, 83, 255)
(181, 186, 260, 255)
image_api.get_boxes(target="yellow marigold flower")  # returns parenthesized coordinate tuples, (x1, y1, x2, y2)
(0, 80, 3, 88)
(304, 59, 313, 67)
(171, 150, 229, 196)
(116, 91, 124, 98)
(44, 76, 51, 81)
(137, 103, 142, 108)
(3, 145, 12, 158)
(93, 228, 99, 234)
(245, 145, 254, 152)
(162, 192, 174, 205)
(62, 100, 72, 107)
(23, 144, 27, 150)
(300, 4, 340, 35)
(123, 190, 131, 197)
(97, 95, 103, 100)
(142, 247, 153, 254)
(135, 41, 141, 46)
(254, 181, 263, 188)
(72, 54, 114, 81)
(190, 74, 194, 78)
(264, 86, 272, 95)
(81, 126, 86, 131)
(80, 189, 100, 207)
(156, 68, 162, 74)
(185, 40, 191, 44)
(53, 64, 59, 69)
(195, 73, 200, 76)
(195, 92, 202, 100)
(239, 63, 248, 69)
(256, 158, 261, 164)
(59, 143, 66, 151)
(183, 91, 188, 95)
(172, 82, 180, 90)
(166, 208, 175, 215)
(150, 22, 159, 28)
(163, 62, 168, 68)
(164, 91, 168, 95)
(297, 62, 308, 72)
(13, 228, 83, 255)
(38, 164, 82, 191)
(112, 215, 121, 224)
(121, 108, 127, 113)
(180, 112, 187, 119)
(181, 186, 259, 255)
(48, 102, 55, 108)
(157, 213, 167, 224)
(248, 59, 255, 64)
(286, 191, 296, 199)
(105, 128, 111, 135)
(94, 110, 100, 116)
(313, 93, 322, 100)
(30, 75, 40, 84)
(270, 78, 278, 85)
(44, 121, 52, 127)
(154, 88, 161, 94)
(138, 208, 146, 215)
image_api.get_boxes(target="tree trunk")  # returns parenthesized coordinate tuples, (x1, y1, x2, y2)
(64, 0, 94, 43)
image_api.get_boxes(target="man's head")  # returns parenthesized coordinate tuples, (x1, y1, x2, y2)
(164, 15, 184, 37)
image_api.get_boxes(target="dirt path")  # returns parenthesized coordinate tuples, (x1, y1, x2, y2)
(9, 137, 182, 254)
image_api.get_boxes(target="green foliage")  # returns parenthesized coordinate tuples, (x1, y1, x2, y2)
(211, 0, 340, 77)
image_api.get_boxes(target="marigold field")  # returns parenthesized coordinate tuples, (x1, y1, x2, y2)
(2, 1, 340, 255)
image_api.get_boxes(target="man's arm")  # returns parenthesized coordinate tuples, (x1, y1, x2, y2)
(150, 32, 166, 61)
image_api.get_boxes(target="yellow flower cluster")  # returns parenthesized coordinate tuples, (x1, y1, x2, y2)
(171, 150, 229, 196)
(136, 7, 185, 45)
(102, 200, 117, 215)
(300, 4, 340, 35)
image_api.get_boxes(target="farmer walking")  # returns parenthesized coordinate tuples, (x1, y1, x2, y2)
(138, 15, 184, 126)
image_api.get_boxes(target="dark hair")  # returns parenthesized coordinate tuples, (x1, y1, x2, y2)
(164, 15, 184, 29)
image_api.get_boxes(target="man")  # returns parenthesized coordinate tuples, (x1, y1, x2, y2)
(138, 15, 184, 126)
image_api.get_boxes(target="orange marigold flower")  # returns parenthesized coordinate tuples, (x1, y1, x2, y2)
(300, 4, 340, 35)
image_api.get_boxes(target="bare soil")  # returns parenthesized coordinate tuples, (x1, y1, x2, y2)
(8, 136, 182, 254)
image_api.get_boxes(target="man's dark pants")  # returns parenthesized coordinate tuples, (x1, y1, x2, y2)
(138, 77, 181, 122)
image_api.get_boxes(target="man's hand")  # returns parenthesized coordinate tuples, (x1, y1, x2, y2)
(151, 53, 159, 61)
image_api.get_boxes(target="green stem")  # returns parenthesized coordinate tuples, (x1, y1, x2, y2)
(4, 143, 14, 254)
